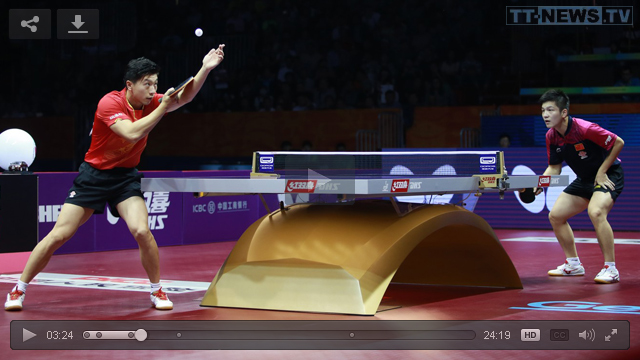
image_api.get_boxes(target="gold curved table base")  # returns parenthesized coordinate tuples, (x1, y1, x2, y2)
(201, 200, 522, 315)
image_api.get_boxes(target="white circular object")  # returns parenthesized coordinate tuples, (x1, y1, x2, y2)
(195, 28, 203, 37)
(0, 128, 36, 170)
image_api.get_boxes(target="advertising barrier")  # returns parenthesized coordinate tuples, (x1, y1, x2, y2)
(36, 170, 278, 255)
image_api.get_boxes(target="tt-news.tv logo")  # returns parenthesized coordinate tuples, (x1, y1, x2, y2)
(507, 6, 633, 25)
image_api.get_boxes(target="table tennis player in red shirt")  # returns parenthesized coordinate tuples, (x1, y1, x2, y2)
(5, 45, 225, 311)
(536, 89, 625, 284)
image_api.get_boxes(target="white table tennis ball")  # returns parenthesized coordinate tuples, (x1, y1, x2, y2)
(0, 128, 36, 170)
(195, 28, 203, 37)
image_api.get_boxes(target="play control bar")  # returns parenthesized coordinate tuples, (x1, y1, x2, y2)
(11, 320, 629, 350)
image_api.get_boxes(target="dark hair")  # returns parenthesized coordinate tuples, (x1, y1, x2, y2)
(538, 89, 569, 112)
(123, 57, 161, 84)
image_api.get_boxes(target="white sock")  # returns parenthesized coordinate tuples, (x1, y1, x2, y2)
(567, 257, 581, 266)
(604, 262, 616, 269)
(150, 282, 161, 293)
(15, 280, 28, 293)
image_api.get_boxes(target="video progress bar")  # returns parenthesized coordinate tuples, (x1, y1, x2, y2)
(11, 320, 630, 350)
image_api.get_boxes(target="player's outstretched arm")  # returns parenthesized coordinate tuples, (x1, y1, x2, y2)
(167, 44, 225, 112)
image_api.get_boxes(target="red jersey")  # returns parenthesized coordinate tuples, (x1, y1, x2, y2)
(84, 88, 163, 169)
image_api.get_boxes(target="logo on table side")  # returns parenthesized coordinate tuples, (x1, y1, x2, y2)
(285, 180, 317, 193)
(538, 176, 551, 187)
(480, 176, 497, 186)
(391, 179, 409, 193)
(316, 182, 339, 191)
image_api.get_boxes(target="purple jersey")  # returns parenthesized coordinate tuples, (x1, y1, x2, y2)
(546, 117, 620, 181)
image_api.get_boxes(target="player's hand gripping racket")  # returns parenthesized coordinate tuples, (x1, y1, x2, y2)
(159, 76, 194, 102)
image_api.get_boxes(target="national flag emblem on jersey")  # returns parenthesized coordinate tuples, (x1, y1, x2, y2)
(574, 143, 585, 151)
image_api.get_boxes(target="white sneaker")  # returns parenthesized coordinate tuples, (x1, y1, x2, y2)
(594, 265, 620, 284)
(151, 288, 173, 310)
(5, 289, 25, 311)
(548, 261, 585, 276)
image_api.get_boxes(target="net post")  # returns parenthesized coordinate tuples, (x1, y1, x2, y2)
(251, 151, 257, 173)
(472, 151, 505, 189)
(250, 151, 279, 178)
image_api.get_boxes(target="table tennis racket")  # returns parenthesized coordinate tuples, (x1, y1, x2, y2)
(159, 76, 194, 102)
(519, 188, 536, 204)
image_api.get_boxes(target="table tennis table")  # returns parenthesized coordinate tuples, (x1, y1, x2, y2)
(142, 151, 569, 315)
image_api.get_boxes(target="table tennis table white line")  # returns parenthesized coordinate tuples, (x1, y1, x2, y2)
(142, 177, 479, 195)
(142, 175, 568, 197)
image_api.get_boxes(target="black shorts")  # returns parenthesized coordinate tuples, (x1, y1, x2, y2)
(563, 165, 624, 202)
(64, 162, 144, 217)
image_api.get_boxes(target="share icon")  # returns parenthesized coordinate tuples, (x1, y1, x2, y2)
(20, 16, 39, 32)
(10, 9, 51, 39)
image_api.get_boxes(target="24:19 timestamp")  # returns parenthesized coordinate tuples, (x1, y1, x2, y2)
(483, 330, 511, 340)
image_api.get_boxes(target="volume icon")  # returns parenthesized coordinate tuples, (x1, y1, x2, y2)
(579, 329, 596, 342)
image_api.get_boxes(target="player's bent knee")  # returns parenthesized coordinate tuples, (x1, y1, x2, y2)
(130, 226, 153, 242)
(548, 211, 565, 224)
(588, 207, 605, 221)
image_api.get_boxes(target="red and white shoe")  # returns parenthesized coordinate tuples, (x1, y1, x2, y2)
(5, 289, 25, 311)
(594, 265, 620, 284)
(151, 288, 173, 310)
(548, 261, 585, 276)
